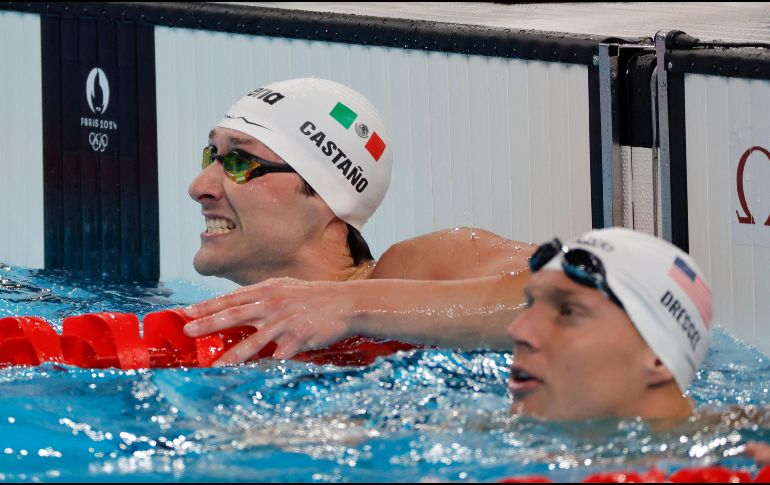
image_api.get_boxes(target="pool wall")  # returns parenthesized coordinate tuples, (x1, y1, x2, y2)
(0, 3, 768, 355)
(683, 73, 770, 352)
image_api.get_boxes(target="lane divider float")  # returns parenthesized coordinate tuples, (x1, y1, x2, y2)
(0, 310, 417, 369)
(499, 465, 770, 483)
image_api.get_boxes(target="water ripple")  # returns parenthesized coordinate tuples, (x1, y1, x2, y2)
(0, 265, 768, 482)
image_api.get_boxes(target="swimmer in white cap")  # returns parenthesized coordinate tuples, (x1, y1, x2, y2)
(508, 227, 713, 420)
(184, 78, 534, 364)
(510, 230, 770, 465)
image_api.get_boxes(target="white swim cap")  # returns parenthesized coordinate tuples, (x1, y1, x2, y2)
(217, 78, 392, 231)
(542, 228, 713, 392)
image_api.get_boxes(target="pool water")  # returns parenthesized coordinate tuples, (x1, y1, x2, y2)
(0, 264, 768, 482)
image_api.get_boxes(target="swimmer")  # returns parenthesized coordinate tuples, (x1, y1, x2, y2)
(183, 78, 534, 364)
(479, 228, 767, 468)
(508, 227, 713, 421)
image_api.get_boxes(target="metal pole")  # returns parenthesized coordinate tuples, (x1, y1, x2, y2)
(598, 43, 623, 227)
(650, 67, 661, 237)
(655, 30, 673, 242)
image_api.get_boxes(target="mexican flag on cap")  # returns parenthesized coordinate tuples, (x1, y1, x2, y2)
(330, 102, 387, 161)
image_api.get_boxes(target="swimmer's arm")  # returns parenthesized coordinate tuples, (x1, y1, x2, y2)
(182, 228, 533, 363)
(346, 272, 526, 349)
(371, 227, 536, 280)
(183, 271, 526, 365)
(333, 227, 533, 348)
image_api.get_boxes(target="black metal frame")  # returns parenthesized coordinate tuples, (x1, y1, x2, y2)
(588, 64, 604, 228)
(668, 47, 770, 81)
(665, 69, 689, 252)
(2, 2, 615, 64)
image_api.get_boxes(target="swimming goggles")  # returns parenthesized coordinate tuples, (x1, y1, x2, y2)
(202, 145, 296, 184)
(528, 238, 625, 310)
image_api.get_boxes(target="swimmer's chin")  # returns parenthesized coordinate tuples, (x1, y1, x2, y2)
(509, 403, 551, 422)
(193, 254, 228, 278)
(509, 401, 589, 422)
(193, 256, 251, 285)
(510, 402, 540, 418)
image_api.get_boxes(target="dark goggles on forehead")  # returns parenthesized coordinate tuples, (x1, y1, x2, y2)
(202, 145, 296, 184)
(529, 238, 625, 310)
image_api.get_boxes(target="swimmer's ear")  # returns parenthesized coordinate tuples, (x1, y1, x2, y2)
(646, 357, 676, 388)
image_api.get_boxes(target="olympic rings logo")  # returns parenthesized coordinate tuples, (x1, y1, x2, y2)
(88, 132, 109, 153)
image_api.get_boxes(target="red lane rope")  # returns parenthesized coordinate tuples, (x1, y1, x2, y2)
(499, 466, 770, 483)
(0, 310, 417, 369)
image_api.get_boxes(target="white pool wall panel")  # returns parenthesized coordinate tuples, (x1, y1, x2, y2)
(685, 73, 770, 356)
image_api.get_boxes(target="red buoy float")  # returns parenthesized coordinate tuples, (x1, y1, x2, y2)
(498, 466, 770, 484)
(0, 316, 63, 366)
(754, 466, 770, 483)
(62, 313, 149, 369)
(498, 476, 552, 483)
(143, 309, 223, 367)
(0, 310, 418, 369)
(668, 466, 753, 483)
(582, 471, 647, 483)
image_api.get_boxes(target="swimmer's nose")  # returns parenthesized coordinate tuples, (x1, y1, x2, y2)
(189, 161, 225, 203)
(507, 304, 545, 353)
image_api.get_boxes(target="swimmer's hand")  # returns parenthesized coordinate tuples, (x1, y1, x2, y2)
(181, 278, 356, 366)
(746, 441, 770, 466)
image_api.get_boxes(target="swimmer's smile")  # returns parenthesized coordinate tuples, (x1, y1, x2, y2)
(508, 365, 543, 397)
(203, 215, 237, 237)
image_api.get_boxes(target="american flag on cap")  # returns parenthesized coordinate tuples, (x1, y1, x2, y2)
(668, 257, 713, 328)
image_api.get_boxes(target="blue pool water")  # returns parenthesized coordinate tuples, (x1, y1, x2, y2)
(0, 264, 768, 482)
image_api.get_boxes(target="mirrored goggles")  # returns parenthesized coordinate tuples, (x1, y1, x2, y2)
(529, 238, 625, 310)
(202, 145, 296, 184)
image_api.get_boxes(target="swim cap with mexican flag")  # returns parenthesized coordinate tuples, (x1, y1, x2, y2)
(217, 78, 392, 231)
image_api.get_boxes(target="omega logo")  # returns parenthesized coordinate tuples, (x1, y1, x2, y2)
(736, 146, 770, 227)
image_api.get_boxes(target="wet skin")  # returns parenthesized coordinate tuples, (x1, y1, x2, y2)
(189, 128, 338, 285)
(507, 269, 692, 421)
(185, 128, 534, 365)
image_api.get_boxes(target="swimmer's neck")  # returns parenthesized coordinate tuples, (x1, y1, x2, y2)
(233, 222, 376, 284)
(229, 254, 375, 286)
(291, 217, 377, 282)
(627, 387, 694, 428)
(280, 225, 376, 282)
(281, 255, 375, 283)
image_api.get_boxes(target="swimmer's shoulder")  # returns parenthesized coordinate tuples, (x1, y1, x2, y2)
(369, 227, 535, 281)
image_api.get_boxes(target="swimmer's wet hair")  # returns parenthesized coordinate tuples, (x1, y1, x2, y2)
(299, 179, 374, 265)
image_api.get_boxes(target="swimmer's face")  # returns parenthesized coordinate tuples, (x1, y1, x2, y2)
(506, 269, 659, 420)
(188, 127, 331, 284)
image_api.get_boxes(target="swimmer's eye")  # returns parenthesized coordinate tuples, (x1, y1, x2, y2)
(559, 304, 574, 317)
